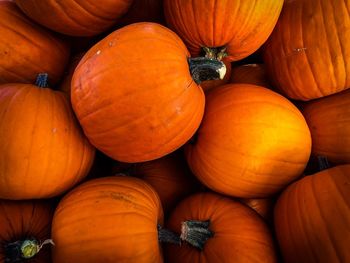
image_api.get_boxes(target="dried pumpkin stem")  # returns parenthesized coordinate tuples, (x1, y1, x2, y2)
(35, 73, 49, 88)
(157, 224, 181, 245)
(203, 46, 228, 61)
(317, 156, 330, 171)
(180, 220, 214, 250)
(4, 238, 54, 262)
(188, 57, 226, 84)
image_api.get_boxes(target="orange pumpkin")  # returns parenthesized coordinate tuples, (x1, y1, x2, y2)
(239, 198, 274, 222)
(186, 84, 311, 198)
(231, 64, 272, 88)
(0, 74, 95, 200)
(164, 0, 283, 61)
(302, 89, 350, 164)
(0, 1, 70, 85)
(165, 192, 277, 263)
(72, 23, 225, 163)
(52, 176, 167, 262)
(15, 0, 133, 36)
(0, 200, 54, 262)
(200, 58, 232, 92)
(119, 0, 164, 25)
(263, 0, 350, 100)
(275, 165, 350, 263)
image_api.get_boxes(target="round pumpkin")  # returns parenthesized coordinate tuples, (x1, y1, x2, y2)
(0, 200, 54, 262)
(15, 0, 133, 36)
(164, 0, 283, 61)
(72, 22, 225, 163)
(186, 84, 312, 198)
(263, 0, 350, 100)
(200, 58, 232, 92)
(231, 64, 272, 88)
(0, 1, 70, 85)
(165, 192, 277, 263)
(302, 89, 350, 164)
(0, 74, 95, 200)
(52, 176, 165, 262)
(275, 165, 350, 263)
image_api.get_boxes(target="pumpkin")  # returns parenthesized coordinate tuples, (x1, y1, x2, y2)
(231, 64, 272, 88)
(186, 84, 311, 198)
(239, 198, 274, 222)
(72, 22, 226, 163)
(52, 176, 176, 262)
(165, 192, 277, 263)
(263, 0, 350, 101)
(15, 0, 133, 36)
(164, 0, 283, 61)
(200, 58, 232, 92)
(302, 89, 350, 164)
(0, 200, 54, 262)
(274, 165, 350, 263)
(0, 74, 95, 200)
(0, 1, 70, 85)
(119, 0, 164, 25)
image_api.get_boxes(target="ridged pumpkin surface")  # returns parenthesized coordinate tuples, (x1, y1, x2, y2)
(275, 165, 350, 263)
(186, 84, 311, 198)
(72, 23, 205, 163)
(263, 0, 350, 100)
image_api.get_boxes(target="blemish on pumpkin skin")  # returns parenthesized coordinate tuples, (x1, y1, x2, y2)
(293, 47, 307, 53)
(52, 128, 57, 133)
(101, 191, 139, 208)
(96, 50, 101, 55)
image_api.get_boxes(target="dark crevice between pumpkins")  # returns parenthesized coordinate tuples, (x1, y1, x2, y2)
(317, 156, 330, 171)
(188, 57, 226, 85)
(35, 73, 49, 88)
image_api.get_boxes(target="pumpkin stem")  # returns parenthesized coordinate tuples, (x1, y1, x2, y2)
(35, 73, 49, 88)
(202, 46, 228, 61)
(180, 220, 214, 250)
(188, 57, 226, 84)
(317, 156, 330, 171)
(4, 238, 54, 262)
(157, 224, 181, 245)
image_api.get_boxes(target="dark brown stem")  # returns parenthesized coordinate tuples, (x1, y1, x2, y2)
(35, 73, 49, 88)
(317, 156, 330, 171)
(157, 224, 181, 245)
(180, 220, 214, 250)
(188, 57, 226, 84)
(202, 46, 228, 61)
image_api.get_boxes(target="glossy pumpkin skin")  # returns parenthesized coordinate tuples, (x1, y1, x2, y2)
(186, 84, 311, 198)
(0, 200, 53, 262)
(52, 176, 164, 263)
(275, 165, 350, 263)
(0, 1, 70, 85)
(200, 58, 232, 92)
(15, 0, 133, 36)
(72, 23, 205, 163)
(0, 83, 95, 200)
(164, 0, 283, 61)
(263, 0, 350, 101)
(165, 193, 277, 263)
(302, 89, 350, 164)
(231, 64, 271, 88)
(119, 0, 164, 25)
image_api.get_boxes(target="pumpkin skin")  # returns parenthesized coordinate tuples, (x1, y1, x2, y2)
(263, 0, 350, 101)
(0, 1, 70, 85)
(52, 176, 164, 263)
(0, 200, 53, 262)
(274, 165, 350, 263)
(200, 58, 232, 92)
(231, 64, 271, 88)
(72, 23, 205, 163)
(0, 82, 95, 200)
(186, 84, 311, 198)
(302, 89, 350, 164)
(119, 0, 164, 25)
(239, 198, 274, 222)
(164, 0, 283, 61)
(15, 0, 133, 36)
(165, 192, 277, 263)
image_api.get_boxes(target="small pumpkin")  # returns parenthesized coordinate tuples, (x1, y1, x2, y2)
(186, 84, 311, 198)
(0, 199, 54, 262)
(15, 0, 133, 36)
(263, 0, 350, 100)
(165, 192, 277, 263)
(0, 74, 95, 200)
(0, 0, 70, 85)
(164, 0, 283, 61)
(274, 165, 350, 263)
(72, 22, 226, 163)
(231, 64, 271, 88)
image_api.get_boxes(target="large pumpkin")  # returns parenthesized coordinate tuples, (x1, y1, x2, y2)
(0, 1, 70, 85)
(263, 0, 350, 100)
(0, 200, 53, 262)
(165, 192, 277, 263)
(72, 22, 225, 163)
(274, 165, 350, 263)
(0, 74, 95, 200)
(52, 176, 165, 262)
(164, 0, 283, 61)
(186, 84, 311, 198)
(302, 89, 350, 164)
(15, 0, 133, 36)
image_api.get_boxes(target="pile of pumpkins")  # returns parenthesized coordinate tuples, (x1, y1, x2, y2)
(0, 0, 349, 262)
